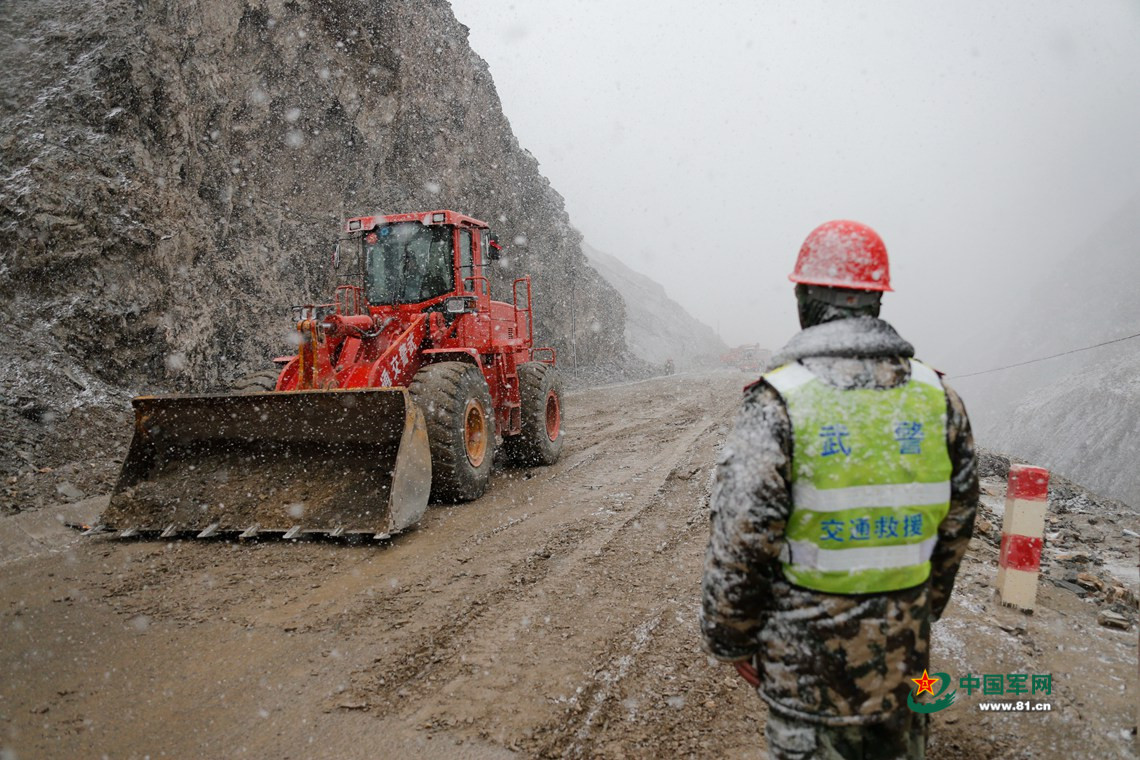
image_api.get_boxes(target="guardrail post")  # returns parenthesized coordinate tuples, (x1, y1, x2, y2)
(996, 464, 1050, 611)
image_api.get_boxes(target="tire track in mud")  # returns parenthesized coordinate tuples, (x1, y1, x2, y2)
(332, 425, 731, 705)
(522, 414, 737, 758)
(335, 384, 740, 753)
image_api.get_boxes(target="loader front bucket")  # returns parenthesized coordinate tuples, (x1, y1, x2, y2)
(97, 389, 432, 539)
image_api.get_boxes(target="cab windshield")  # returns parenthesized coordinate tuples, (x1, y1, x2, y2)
(364, 222, 454, 304)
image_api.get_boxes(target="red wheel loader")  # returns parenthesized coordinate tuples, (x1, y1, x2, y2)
(95, 210, 565, 539)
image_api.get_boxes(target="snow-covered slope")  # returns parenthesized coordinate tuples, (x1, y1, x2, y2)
(583, 243, 727, 369)
(988, 352, 1140, 506)
(951, 194, 1140, 506)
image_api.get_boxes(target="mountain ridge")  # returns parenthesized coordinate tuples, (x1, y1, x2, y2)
(583, 242, 727, 370)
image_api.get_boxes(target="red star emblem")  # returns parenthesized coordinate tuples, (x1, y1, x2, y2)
(911, 669, 938, 696)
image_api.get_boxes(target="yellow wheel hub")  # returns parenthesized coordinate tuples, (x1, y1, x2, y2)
(464, 400, 488, 467)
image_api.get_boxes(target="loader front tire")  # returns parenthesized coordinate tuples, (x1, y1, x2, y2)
(504, 362, 564, 466)
(409, 362, 496, 502)
(232, 368, 281, 393)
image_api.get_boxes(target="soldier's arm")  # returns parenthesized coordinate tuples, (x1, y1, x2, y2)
(700, 383, 793, 660)
(929, 383, 980, 621)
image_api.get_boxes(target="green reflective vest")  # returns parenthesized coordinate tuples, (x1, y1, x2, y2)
(764, 359, 952, 594)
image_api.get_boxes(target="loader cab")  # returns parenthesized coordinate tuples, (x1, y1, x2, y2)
(362, 222, 454, 305)
(347, 211, 492, 308)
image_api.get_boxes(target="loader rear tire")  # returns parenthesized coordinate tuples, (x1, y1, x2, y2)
(409, 361, 496, 503)
(232, 369, 281, 393)
(504, 362, 564, 466)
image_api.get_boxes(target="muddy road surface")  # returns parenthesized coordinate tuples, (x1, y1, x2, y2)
(1, 371, 1135, 759)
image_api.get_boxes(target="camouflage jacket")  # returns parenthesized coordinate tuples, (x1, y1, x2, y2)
(700, 317, 979, 726)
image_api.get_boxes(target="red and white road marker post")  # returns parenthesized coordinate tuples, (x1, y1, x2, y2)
(996, 464, 1050, 611)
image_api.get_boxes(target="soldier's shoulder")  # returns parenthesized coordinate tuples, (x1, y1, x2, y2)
(742, 376, 785, 406)
(939, 379, 970, 417)
(913, 359, 967, 409)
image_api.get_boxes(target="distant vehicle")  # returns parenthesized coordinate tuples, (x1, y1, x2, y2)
(721, 344, 769, 373)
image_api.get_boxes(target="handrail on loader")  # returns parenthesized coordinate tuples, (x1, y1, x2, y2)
(512, 277, 534, 347)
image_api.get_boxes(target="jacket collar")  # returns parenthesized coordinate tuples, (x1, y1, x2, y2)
(770, 317, 915, 366)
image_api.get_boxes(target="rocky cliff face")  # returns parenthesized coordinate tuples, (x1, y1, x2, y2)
(0, 0, 625, 499)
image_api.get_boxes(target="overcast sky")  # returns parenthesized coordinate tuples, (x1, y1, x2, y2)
(449, 0, 1140, 368)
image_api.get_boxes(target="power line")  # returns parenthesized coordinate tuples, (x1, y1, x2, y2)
(952, 331, 1140, 379)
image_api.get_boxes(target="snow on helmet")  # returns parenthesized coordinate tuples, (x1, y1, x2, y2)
(789, 220, 892, 292)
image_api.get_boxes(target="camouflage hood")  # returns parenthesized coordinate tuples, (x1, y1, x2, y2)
(768, 317, 915, 367)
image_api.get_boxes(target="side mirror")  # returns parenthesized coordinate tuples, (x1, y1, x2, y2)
(332, 241, 341, 270)
(488, 234, 502, 261)
(444, 296, 477, 315)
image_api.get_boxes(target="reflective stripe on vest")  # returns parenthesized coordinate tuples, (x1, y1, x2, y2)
(764, 359, 952, 594)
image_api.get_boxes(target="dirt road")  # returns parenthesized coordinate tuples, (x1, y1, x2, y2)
(1, 371, 1135, 759)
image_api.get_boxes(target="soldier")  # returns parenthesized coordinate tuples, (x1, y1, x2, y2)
(700, 220, 979, 759)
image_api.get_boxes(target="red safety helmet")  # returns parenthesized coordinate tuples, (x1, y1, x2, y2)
(789, 220, 892, 292)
